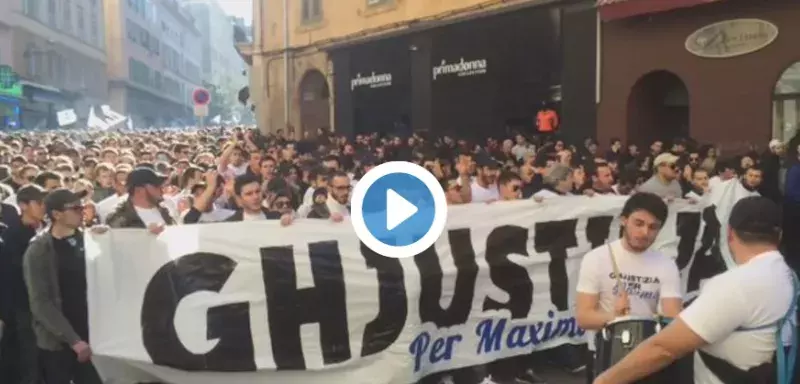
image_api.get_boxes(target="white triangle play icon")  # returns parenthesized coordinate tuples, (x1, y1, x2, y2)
(386, 189, 418, 231)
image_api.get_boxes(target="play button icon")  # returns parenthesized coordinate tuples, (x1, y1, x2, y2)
(351, 161, 448, 259)
(386, 189, 418, 231)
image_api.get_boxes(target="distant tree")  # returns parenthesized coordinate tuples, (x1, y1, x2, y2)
(202, 80, 235, 120)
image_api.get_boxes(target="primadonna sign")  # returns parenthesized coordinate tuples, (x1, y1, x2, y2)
(432, 58, 488, 80)
(350, 72, 392, 90)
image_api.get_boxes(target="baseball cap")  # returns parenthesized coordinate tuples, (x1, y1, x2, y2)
(728, 196, 782, 236)
(653, 153, 679, 168)
(127, 167, 167, 191)
(44, 188, 87, 215)
(476, 154, 500, 169)
(16, 185, 47, 204)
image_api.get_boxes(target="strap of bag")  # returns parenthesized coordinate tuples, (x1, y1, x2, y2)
(698, 349, 752, 384)
(776, 271, 799, 384)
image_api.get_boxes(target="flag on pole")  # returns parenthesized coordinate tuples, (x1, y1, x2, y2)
(56, 109, 78, 127)
(88, 106, 109, 131)
(211, 115, 222, 124)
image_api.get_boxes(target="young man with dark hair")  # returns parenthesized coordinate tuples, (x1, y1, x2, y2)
(595, 196, 794, 384)
(0, 185, 46, 384)
(575, 192, 683, 383)
(225, 173, 291, 225)
(23, 189, 107, 384)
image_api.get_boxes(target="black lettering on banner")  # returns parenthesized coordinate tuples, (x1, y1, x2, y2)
(586, 216, 614, 249)
(675, 212, 701, 270)
(534, 220, 578, 311)
(416, 229, 478, 327)
(687, 206, 726, 292)
(359, 242, 407, 357)
(141, 253, 256, 371)
(482, 225, 533, 319)
(260, 241, 350, 370)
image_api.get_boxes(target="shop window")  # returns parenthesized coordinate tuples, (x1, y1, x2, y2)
(773, 62, 800, 142)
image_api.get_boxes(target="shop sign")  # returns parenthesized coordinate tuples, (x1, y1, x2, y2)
(685, 19, 778, 59)
(432, 58, 488, 80)
(350, 72, 392, 90)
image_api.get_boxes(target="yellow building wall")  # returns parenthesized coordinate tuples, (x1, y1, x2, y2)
(251, 0, 545, 134)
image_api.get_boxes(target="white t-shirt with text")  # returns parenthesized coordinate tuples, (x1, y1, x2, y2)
(575, 239, 682, 350)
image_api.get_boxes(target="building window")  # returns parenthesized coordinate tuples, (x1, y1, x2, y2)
(773, 62, 800, 143)
(301, 0, 322, 24)
(63, 0, 72, 33)
(23, 0, 39, 18)
(90, 9, 98, 44)
(47, 0, 56, 27)
(77, 5, 85, 39)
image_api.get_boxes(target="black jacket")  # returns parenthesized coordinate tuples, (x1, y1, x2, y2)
(225, 208, 282, 222)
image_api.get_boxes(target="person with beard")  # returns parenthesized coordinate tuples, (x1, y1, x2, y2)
(589, 163, 617, 195)
(594, 197, 793, 384)
(106, 167, 174, 234)
(575, 192, 683, 384)
(224, 173, 292, 225)
(467, 155, 500, 203)
(0, 185, 46, 384)
(740, 165, 764, 194)
(685, 168, 710, 201)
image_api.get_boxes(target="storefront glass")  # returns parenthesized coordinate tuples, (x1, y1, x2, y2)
(773, 62, 800, 142)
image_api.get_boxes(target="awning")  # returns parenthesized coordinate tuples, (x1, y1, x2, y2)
(598, 0, 724, 21)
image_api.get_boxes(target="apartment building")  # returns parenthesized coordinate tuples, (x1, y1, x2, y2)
(106, 0, 203, 126)
(0, 0, 107, 129)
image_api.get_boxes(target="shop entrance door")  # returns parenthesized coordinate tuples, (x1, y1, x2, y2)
(299, 70, 330, 137)
(626, 70, 689, 146)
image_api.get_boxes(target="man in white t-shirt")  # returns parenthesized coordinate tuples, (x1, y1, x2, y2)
(576, 192, 683, 383)
(594, 196, 796, 384)
(468, 155, 500, 203)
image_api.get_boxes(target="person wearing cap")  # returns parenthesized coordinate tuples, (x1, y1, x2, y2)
(105, 167, 175, 233)
(594, 196, 796, 384)
(467, 154, 501, 203)
(637, 152, 683, 200)
(23, 189, 108, 384)
(0, 185, 46, 384)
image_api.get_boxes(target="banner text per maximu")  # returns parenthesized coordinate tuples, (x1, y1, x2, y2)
(139, 207, 724, 372)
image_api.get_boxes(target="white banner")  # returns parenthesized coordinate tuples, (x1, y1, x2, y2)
(87, 181, 748, 384)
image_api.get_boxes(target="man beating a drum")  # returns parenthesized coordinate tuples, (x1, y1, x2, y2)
(594, 196, 797, 384)
(575, 192, 684, 383)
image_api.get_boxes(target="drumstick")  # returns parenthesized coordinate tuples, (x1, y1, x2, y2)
(607, 243, 624, 293)
(607, 243, 629, 316)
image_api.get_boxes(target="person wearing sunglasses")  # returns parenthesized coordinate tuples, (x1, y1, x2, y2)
(22, 188, 109, 384)
(497, 171, 523, 201)
(637, 152, 683, 200)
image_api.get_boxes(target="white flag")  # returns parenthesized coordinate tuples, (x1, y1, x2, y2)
(56, 109, 78, 127)
(210, 115, 222, 124)
(88, 106, 109, 131)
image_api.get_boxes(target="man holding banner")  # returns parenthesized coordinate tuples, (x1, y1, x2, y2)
(594, 196, 797, 384)
(575, 192, 683, 383)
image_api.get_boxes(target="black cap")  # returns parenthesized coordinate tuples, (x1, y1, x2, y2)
(44, 188, 87, 215)
(476, 154, 500, 169)
(728, 196, 782, 235)
(127, 167, 167, 191)
(16, 185, 47, 204)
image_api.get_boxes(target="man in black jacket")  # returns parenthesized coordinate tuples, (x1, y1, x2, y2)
(106, 167, 175, 233)
(0, 185, 46, 384)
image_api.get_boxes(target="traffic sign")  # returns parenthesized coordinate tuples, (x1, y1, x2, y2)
(192, 87, 211, 106)
(194, 104, 209, 117)
(351, 161, 448, 259)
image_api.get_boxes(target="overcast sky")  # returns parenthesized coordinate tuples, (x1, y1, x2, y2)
(218, 0, 252, 24)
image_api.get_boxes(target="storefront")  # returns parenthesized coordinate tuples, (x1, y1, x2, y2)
(331, 1, 598, 140)
(0, 65, 22, 129)
(597, 0, 800, 152)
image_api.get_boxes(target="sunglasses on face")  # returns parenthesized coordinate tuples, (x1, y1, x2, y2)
(689, 156, 700, 162)
(510, 184, 521, 192)
(273, 200, 290, 209)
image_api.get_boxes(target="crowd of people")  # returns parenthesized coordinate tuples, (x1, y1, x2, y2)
(0, 125, 798, 384)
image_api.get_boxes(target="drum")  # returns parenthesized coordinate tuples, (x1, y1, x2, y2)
(594, 316, 661, 377)
(594, 316, 692, 384)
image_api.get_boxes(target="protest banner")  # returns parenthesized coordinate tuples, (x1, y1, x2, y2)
(86, 181, 748, 384)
